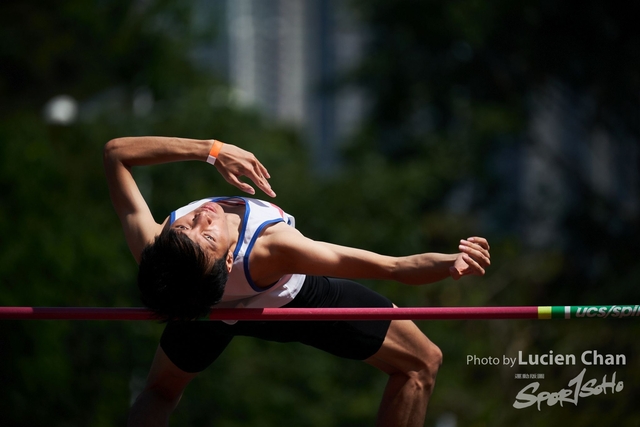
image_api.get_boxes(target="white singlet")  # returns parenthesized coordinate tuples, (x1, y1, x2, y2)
(169, 197, 306, 311)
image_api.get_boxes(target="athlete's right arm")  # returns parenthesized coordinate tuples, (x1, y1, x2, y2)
(254, 226, 490, 286)
(103, 136, 275, 262)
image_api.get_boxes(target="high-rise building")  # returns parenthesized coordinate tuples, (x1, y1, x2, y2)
(195, 0, 365, 174)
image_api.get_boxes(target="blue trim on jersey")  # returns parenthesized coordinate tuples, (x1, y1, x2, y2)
(169, 196, 250, 262)
(202, 196, 250, 260)
(243, 218, 284, 292)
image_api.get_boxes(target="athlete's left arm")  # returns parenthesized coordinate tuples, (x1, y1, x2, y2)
(262, 228, 490, 285)
(104, 136, 275, 262)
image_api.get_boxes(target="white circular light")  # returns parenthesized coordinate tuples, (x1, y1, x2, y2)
(44, 95, 78, 125)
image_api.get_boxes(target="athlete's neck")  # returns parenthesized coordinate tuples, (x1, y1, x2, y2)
(221, 204, 245, 250)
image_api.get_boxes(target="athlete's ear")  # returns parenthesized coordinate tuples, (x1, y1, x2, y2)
(225, 249, 233, 273)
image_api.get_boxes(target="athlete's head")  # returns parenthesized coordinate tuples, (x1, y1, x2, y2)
(137, 229, 228, 321)
(137, 203, 233, 321)
(138, 229, 235, 321)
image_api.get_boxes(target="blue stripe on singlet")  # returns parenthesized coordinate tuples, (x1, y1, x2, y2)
(243, 218, 284, 292)
(206, 196, 249, 260)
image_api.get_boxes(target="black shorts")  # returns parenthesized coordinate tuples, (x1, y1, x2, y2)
(160, 276, 393, 373)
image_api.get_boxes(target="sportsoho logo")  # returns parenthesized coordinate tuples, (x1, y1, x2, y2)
(512, 368, 624, 411)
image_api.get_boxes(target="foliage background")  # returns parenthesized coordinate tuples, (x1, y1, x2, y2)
(0, 1, 638, 426)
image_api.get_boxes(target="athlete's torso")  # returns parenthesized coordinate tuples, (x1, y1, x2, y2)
(170, 196, 306, 309)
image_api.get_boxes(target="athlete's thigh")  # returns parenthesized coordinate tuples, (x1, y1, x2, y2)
(160, 320, 234, 373)
(286, 276, 393, 360)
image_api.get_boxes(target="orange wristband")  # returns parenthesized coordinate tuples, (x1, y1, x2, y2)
(206, 140, 223, 165)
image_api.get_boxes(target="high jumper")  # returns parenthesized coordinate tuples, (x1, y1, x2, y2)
(103, 136, 491, 427)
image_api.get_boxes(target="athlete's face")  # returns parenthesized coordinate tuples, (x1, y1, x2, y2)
(170, 202, 232, 260)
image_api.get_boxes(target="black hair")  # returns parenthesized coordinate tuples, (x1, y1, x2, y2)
(137, 229, 228, 321)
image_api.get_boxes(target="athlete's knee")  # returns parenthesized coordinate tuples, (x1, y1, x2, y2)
(427, 342, 443, 375)
(416, 341, 442, 390)
(391, 341, 442, 394)
(372, 320, 442, 390)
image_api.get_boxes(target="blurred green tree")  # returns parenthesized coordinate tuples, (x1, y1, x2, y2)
(1, 1, 638, 426)
(333, 1, 640, 425)
(0, 1, 402, 426)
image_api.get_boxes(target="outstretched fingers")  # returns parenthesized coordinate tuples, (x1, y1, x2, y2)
(221, 161, 275, 197)
(245, 160, 275, 197)
(214, 144, 276, 197)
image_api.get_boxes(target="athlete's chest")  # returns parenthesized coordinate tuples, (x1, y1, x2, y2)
(237, 222, 291, 288)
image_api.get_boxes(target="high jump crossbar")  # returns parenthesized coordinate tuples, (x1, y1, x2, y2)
(0, 305, 638, 321)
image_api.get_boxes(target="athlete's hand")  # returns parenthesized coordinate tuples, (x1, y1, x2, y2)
(450, 237, 491, 279)
(214, 143, 276, 197)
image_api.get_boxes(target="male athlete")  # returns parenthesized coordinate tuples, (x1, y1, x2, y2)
(103, 136, 491, 427)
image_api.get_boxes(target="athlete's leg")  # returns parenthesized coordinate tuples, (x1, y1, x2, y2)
(365, 317, 442, 427)
(128, 345, 199, 427)
(285, 277, 440, 425)
(127, 320, 235, 426)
